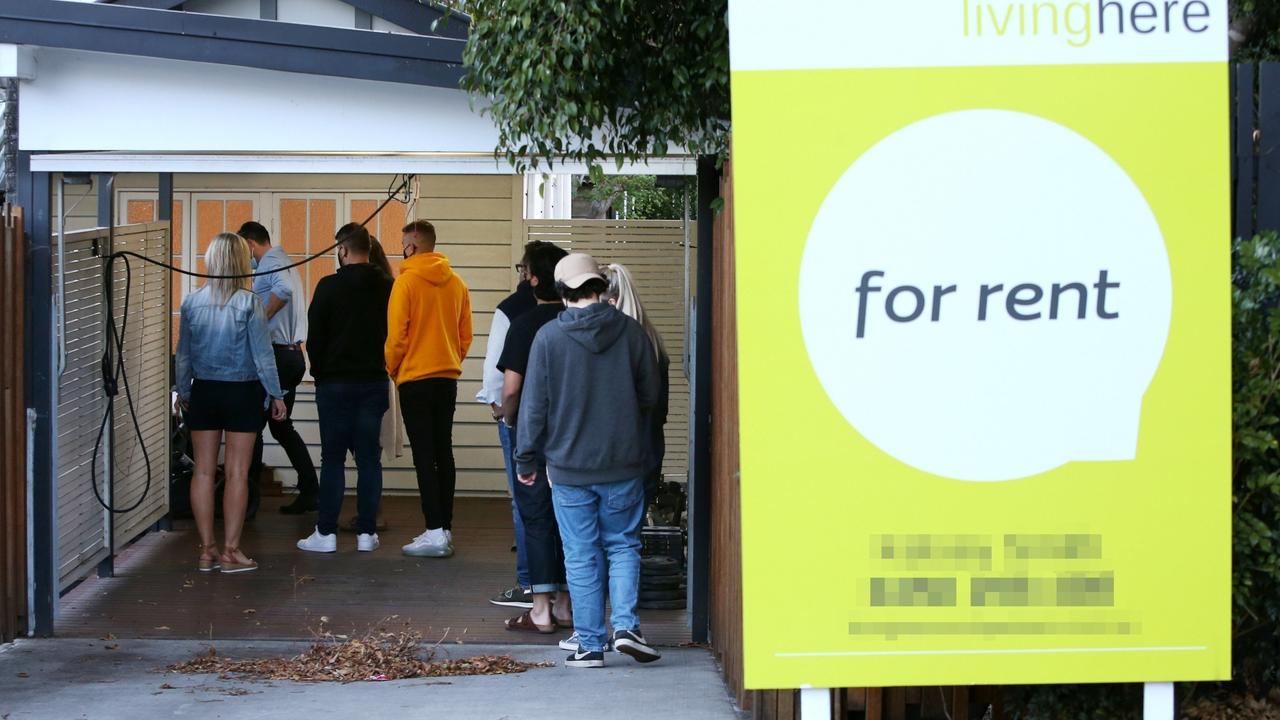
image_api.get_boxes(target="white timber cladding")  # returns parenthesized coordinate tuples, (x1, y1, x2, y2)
(54, 223, 171, 591)
(523, 219, 694, 482)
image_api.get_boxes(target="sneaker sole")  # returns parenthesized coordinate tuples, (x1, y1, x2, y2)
(358, 546, 379, 552)
(614, 639, 661, 664)
(489, 599, 535, 609)
(565, 658, 605, 668)
(402, 547, 453, 558)
(561, 640, 612, 652)
(298, 546, 336, 553)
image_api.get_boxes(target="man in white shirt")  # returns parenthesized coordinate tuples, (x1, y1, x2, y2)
(477, 242, 547, 609)
(240, 221, 318, 515)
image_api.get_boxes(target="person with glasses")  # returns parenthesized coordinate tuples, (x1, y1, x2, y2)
(497, 241, 572, 634)
(386, 220, 473, 558)
(478, 242, 549, 609)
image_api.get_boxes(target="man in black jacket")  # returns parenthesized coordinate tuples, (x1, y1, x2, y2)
(297, 223, 394, 554)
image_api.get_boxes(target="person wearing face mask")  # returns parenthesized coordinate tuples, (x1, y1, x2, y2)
(387, 219, 473, 558)
(240, 220, 318, 515)
(297, 223, 394, 553)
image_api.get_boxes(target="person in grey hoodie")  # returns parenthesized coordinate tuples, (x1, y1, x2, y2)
(514, 253, 662, 669)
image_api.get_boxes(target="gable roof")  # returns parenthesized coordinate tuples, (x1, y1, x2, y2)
(1, 0, 467, 88)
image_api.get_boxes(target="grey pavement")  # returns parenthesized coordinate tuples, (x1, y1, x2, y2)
(0, 639, 744, 720)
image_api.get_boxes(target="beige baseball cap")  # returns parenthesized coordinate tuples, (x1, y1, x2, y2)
(554, 253, 605, 289)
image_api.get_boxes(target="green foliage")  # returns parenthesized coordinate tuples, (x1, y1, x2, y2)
(578, 174, 693, 219)
(1006, 234, 1280, 716)
(455, 0, 729, 173)
(1228, 232, 1280, 691)
(1232, 0, 1280, 60)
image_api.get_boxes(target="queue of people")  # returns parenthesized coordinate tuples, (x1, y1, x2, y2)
(173, 220, 667, 668)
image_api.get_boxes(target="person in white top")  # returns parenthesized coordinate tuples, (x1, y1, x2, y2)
(477, 242, 550, 610)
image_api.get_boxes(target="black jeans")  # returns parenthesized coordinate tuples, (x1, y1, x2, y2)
(316, 380, 388, 535)
(252, 346, 318, 496)
(398, 378, 458, 531)
(510, 431, 566, 593)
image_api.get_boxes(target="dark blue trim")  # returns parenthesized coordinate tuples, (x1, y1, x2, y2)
(687, 156, 716, 644)
(0, 0, 465, 88)
(16, 151, 54, 637)
(95, 173, 114, 580)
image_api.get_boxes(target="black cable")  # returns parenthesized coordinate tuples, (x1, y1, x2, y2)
(110, 175, 414, 281)
(88, 174, 415, 514)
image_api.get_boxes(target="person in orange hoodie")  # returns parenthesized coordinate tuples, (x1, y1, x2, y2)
(387, 219, 473, 558)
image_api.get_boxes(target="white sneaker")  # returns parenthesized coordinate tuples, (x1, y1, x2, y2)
(297, 528, 336, 553)
(357, 533, 380, 552)
(402, 528, 452, 558)
(444, 529, 453, 547)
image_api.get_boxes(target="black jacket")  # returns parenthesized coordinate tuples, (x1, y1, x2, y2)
(307, 263, 394, 383)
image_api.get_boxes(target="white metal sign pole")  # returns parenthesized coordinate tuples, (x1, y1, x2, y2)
(1143, 682, 1174, 719)
(799, 687, 831, 719)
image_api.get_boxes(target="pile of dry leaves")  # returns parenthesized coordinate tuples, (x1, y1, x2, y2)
(1185, 690, 1280, 720)
(167, 624, 552, 683)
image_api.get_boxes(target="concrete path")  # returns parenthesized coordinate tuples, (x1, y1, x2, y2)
(0, 639, 744, 719)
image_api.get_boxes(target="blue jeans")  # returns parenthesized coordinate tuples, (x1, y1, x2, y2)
(498, 421, 530, 588)
(316, 381, 389, 536)
(552, 477, 645, 653)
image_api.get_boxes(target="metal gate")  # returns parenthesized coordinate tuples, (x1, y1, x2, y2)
(54, 222, 169, 591)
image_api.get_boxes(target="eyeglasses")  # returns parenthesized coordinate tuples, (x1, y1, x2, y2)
(514, 263, 527, 274)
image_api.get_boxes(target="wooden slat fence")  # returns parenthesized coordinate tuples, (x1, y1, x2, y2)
(1, 204, 25, 643)
(524, 218, 693, 483)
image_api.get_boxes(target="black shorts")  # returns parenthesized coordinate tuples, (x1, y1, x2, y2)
(186, 379, 266, 433)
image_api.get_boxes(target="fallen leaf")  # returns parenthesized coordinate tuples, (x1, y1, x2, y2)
(242, 609, 256, 615)
(16, 672, 29, 678)
(154, 626, 171, 631)
(104, 644, 119, 650)
(159, 683, 174, 689)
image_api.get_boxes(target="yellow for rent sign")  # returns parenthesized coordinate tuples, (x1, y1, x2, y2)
(729, 0, 1232, 689)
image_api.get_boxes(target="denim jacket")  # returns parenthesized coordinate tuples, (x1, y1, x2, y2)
(175, 286, 284, 402)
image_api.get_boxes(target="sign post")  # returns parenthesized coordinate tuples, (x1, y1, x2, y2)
(729, 0, 1232, 703)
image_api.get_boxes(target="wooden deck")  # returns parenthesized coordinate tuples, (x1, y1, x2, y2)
(58, 496, 691, 646)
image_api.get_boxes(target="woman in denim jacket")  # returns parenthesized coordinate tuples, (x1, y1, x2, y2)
(176, 233, 287, 573)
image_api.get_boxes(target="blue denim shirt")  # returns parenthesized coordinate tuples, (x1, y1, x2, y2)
(253, 246, 308, 345)
(175, 286, 284, 402)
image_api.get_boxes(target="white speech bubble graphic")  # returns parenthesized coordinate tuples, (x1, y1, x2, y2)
(799, 109, 1171, 482)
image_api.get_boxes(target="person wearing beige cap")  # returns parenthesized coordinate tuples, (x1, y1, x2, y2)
(513, 252, 663, 669)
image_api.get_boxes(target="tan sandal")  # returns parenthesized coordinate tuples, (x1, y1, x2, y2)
(219, 547, 258, 574)
(197, 544, 221, 573)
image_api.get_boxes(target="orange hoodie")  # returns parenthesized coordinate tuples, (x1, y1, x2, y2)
(385, 252, 473, 385)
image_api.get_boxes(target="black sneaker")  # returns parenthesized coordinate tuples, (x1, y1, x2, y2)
(488, 586, 534, 609)
(612, 628, 661, 664)
(279, 495, 318, 515)
(565, 649, 605, 668)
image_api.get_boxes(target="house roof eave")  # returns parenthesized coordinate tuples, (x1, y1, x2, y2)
(1, 0, 466, 88)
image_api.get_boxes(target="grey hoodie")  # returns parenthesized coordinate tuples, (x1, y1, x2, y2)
(514, 302, 660, 486)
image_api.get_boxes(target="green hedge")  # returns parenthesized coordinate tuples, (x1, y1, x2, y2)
(1005, 234, 1280, 717)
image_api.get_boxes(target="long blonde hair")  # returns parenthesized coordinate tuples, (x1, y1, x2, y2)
(604, 263, 667, 361)
(204, 232, 253, 304)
